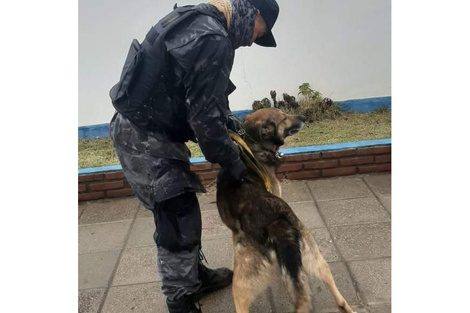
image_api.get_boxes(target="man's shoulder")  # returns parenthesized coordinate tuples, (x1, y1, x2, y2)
(165, 11, 230, 52)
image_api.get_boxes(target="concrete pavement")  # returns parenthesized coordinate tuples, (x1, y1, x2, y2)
(79, 173, 391, 313)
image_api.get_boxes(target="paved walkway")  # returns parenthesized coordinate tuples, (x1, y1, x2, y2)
(79, 173, 391, 313)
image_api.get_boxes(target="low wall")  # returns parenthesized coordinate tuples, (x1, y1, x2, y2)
(78, 141, 391, 202)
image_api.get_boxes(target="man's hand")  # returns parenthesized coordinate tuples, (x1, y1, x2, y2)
(225, 158, 248, 184)
(227, 115, 244, 135)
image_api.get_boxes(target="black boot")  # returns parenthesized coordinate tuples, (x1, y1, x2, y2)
(166, 297, 202, 313)
(193, 262, 233, 301)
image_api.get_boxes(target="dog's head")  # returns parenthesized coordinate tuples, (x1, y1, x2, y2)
(243, 108, 306, 155)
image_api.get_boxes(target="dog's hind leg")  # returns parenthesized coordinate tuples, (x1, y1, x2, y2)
(300, 230, 356, 313)
(317, 256, 356, 313)
(232, 243, 276, 313)
(281, 267, 313, 313)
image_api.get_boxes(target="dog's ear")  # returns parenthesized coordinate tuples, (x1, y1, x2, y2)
(260, 120, 275, 138)
(246, 118, 275, 141)
(243, 117, 262, 142)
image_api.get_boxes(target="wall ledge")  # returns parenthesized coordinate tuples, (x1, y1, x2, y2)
(79, 139, 391, 202)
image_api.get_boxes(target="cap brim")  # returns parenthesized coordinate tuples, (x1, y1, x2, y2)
(255, 30, 277, 47)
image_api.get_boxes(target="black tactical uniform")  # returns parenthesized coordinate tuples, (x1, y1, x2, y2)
(109, 1, 279, 312)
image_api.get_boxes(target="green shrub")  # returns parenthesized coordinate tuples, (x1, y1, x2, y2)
(294, 83, 342, 122)
(252, 97, 272, 111)
(251, 83, 343, 122)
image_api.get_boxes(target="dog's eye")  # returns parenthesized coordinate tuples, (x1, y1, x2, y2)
(288, 129, 299, 135)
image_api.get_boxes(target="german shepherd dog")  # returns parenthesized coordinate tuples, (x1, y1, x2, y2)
(216, 108, 356, 313)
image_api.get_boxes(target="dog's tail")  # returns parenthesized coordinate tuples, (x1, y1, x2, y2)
(267, 212, 327, 278)
(267, 217, 313, 311)
(267, 218, 303, 286)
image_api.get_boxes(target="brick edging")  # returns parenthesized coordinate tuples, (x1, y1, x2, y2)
(79, 145, 391, 201)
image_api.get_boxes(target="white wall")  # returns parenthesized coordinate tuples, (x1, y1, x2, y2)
(79, 0, 391, 126)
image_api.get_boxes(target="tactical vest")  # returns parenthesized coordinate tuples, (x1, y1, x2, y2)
(109, 4, 226, 140)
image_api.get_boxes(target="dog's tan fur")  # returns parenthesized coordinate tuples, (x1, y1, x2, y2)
(217, 108, 356, 313)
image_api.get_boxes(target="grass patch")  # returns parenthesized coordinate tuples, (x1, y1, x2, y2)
(78, 138, 118, 169)
(283, 110, 391, 148)
(78, 110, 391, 169)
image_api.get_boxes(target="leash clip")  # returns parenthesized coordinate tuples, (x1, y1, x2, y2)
(236, 128, 245, 137)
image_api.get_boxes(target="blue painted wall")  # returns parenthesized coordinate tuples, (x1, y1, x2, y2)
(78, 123, 110, 139)
(78, 97, 391, 139)
(335, 96, 391, 113)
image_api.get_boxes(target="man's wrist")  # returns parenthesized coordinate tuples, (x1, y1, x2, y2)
(220, 156, 242, 169)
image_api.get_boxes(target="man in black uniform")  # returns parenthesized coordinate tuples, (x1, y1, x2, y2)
(109, 0, 279, 312)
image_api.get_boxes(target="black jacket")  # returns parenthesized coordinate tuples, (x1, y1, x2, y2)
(110, 4, 240, 168)
(110, 4, 245, 205)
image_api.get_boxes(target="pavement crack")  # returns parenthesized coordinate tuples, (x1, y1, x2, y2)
(97, 205, 142, 313)
(361, 176, 391, 218)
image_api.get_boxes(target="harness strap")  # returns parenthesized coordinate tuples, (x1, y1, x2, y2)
(229, 131, 273, 193)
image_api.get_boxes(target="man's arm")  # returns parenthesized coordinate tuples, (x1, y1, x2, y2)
(169, 36, 240, 167)
(224, 79, 245, 134)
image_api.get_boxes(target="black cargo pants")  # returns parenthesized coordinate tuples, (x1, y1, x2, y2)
(110, 113, 206, 301)
(152, 192, 203, 301)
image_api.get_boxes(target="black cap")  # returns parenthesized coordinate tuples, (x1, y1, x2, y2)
(247, 0, 279, 47)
